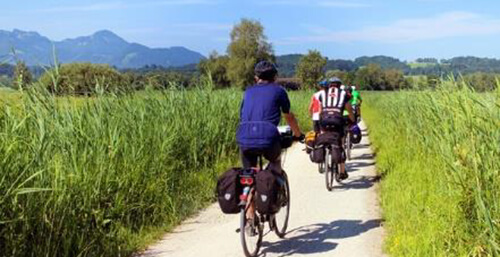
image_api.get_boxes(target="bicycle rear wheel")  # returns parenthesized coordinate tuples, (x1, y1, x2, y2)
(273, 171, 290, 238)
(240, 206, 262, 257)
(318, 161, 325, 174)
(345, 133, 352, 161)
(325, 148, 334, 191)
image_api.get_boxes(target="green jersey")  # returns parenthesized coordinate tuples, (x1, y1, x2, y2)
(351, 90, 361, 105)
(343, 89, 362, 116)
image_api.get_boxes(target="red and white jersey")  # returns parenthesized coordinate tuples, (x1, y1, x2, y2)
(311, 91, 324, 121)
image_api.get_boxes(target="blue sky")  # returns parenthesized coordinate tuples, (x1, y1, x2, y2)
(2, 0, 500, 60)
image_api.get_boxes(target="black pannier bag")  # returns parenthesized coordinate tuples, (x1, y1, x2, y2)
(216, 168, 242, 214)
(316, 132, 344, 164)
(309, 146, 325, 163)
(330, 144, 344, 164)
(316, 132, 342, 146)
(320, 108, 345, 131)
(255, 169, 281, 214)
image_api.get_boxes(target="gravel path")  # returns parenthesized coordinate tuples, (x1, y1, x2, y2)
(140, 121, 385, 257)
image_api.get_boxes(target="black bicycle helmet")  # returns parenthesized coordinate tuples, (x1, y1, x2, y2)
(254, 61, 278, 81)
(328, 77, 342, 85)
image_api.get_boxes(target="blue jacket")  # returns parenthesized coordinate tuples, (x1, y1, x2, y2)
(236, 83, 290, 149)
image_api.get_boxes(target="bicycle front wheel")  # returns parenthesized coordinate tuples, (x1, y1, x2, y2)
(273, 171, 290, 238)
(240, 207, 262, 257)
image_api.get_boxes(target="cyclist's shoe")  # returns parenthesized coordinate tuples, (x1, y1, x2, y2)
(339, 172, 349, 180)
(335, 172, 341, 182)
(245, 219, 259, 237)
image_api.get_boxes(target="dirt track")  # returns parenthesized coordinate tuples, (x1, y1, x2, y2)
(141, 121, 385, 257)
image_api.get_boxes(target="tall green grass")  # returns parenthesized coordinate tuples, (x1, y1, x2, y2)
(0, 86, 244, 256)
(363, 84, 500, 256)
(0, 85, 312, 256)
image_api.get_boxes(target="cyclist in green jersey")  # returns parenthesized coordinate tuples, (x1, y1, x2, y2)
(343, 85, 362, 121)
(350, 86, 362, 120)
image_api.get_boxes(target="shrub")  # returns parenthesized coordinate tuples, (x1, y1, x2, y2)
(39, 63, 127, 95)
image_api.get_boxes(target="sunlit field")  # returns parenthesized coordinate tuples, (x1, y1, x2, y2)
(363, 84, 500, 256)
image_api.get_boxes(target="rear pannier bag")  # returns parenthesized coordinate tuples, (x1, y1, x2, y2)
(309, 147, 325, 163)
(320, 108, 345, 131)
(330, 144, 344, 164)
(216, 168, 242, 214)
(316, 132, 342, 146)
(315, 132, 343, 164)
(255, 169, 281, 215)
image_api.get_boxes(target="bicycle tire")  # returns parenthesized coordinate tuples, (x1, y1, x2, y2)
(345, 133, 352, 161)
(240, 207, 262, 257)
(273, 171, 290, 238)
(318, 161, 325, 174)
(325, 148, 334, 191)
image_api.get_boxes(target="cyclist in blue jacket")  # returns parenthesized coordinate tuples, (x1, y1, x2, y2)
(236, 61, 304, 174)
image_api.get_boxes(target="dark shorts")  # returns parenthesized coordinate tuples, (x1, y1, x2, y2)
(240, 141, 281, 169)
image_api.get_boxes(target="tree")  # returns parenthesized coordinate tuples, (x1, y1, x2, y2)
(354, 63, 384, 90)
(296, 50, 327, 89)
(13, 61, 33, 90)
(383, 69, 406, 90)
(226, 18, 274, 89)
(197, 51, 230, 88)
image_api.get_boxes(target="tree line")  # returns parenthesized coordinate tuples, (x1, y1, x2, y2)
(1, 19, 499, 94)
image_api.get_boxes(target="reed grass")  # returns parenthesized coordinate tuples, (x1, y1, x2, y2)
(0, 84, 313, 256)
(363, 82, 500, 256)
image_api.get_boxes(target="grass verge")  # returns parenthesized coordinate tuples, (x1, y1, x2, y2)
(362, 84, 500, 256)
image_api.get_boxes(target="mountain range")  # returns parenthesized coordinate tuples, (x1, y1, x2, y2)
(0, 29, 205, 68)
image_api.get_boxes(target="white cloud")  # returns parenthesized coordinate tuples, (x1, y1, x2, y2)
(280, 11, 500, 44)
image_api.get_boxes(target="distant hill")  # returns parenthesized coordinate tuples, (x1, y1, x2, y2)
(276, 54, 410, 76)
(0, 29, 205, 68)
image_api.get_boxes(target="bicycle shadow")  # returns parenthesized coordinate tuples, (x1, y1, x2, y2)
(353, 142, 371, 149)
(332, 175, 380, 190)
(351, 153, 375, 161)
(346, 161, 376, 173)
(259, 219, 382, 256)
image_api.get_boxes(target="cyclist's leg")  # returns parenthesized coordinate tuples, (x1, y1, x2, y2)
(338, 127, 348, 179)
(313, 120, 321, 133)
(241, 148, 259, 169)
(263, 141, 282, 175)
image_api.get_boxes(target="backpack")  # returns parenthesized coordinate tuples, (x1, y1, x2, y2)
(255, 169, 281, 215)
(216, 168, 243, 214)
(320, 108, 345, 131)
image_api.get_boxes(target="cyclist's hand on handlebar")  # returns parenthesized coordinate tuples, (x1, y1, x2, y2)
(293, 133, 305, 143)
